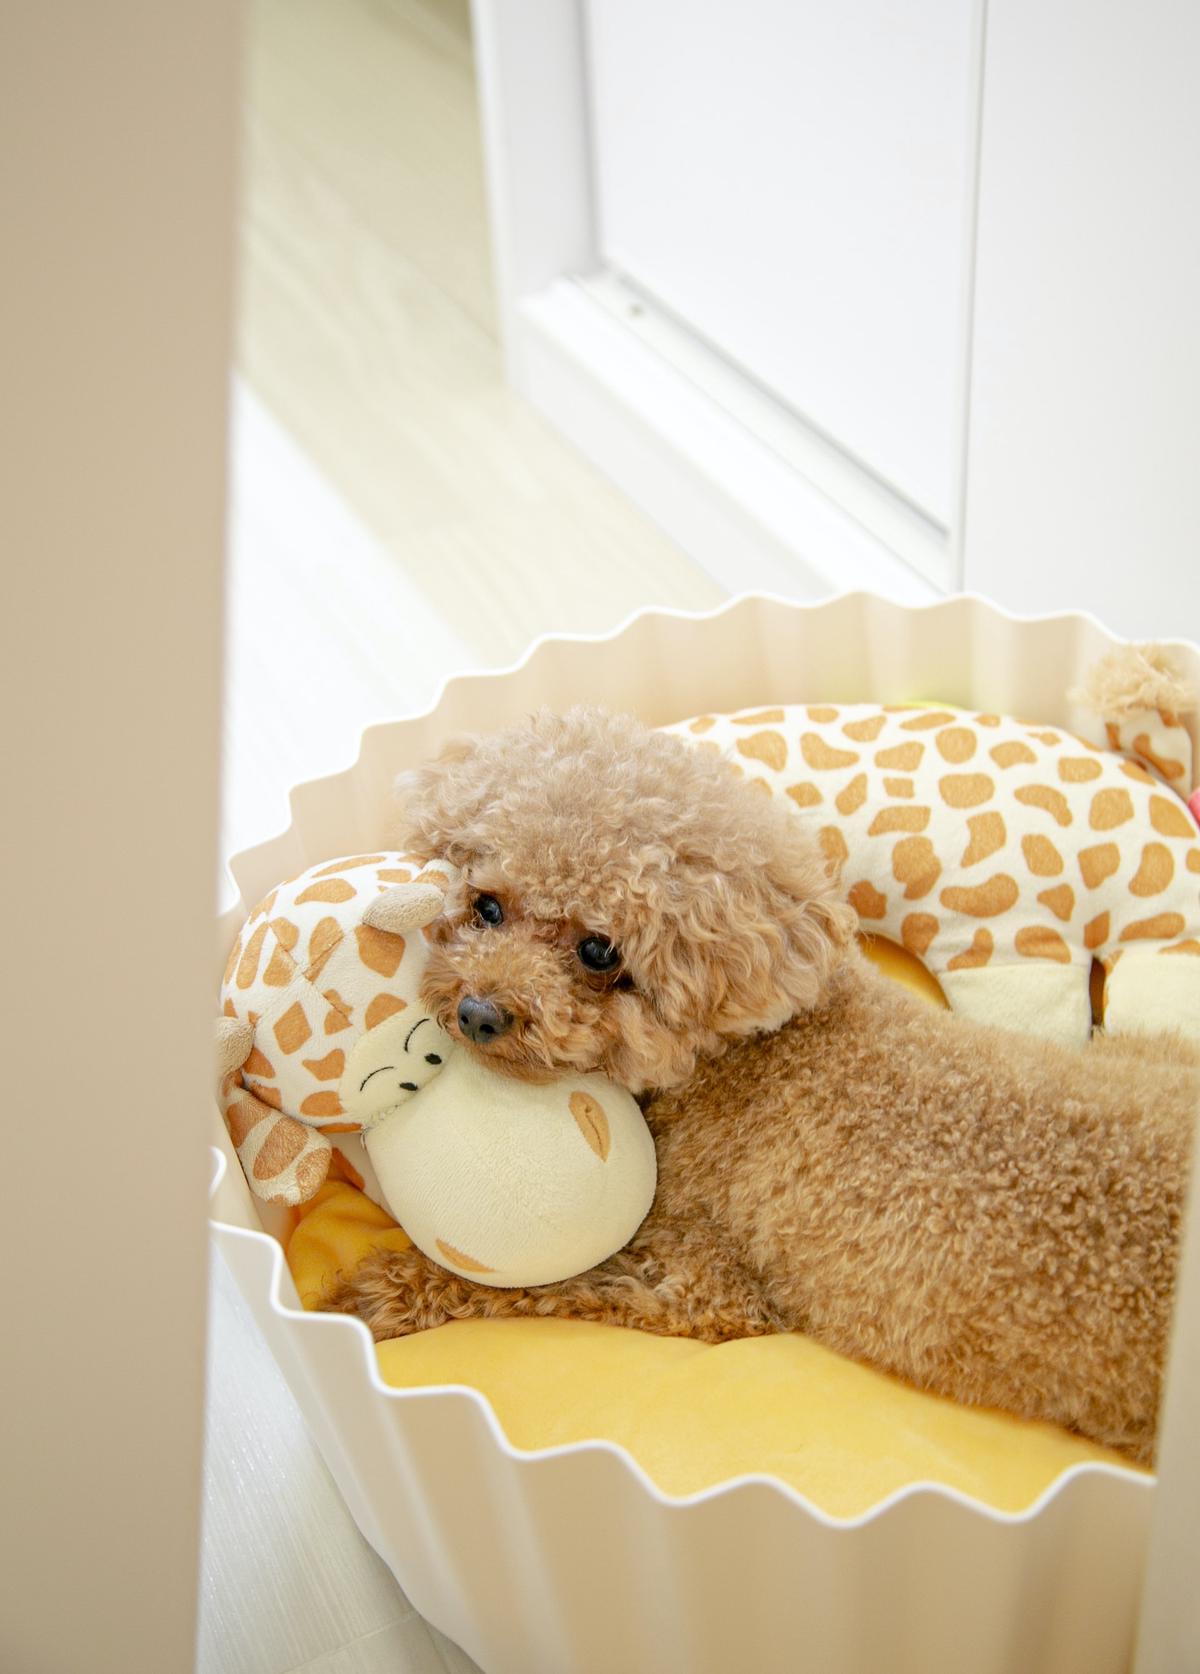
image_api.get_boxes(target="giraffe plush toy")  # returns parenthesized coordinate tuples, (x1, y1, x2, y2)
(217, 854, 656, 1287)
(663, 647, 1200, 1047)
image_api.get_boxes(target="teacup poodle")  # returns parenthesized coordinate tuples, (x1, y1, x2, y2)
(327, 708, 1197, 1463)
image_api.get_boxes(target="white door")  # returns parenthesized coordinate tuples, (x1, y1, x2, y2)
(475, 0, 1200, 640)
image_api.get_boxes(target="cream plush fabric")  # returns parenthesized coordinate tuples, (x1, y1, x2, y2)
(218, 853, 656, 1285)
(663, 696, 1200, 1047)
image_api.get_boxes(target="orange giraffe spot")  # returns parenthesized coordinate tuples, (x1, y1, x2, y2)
(325, 1007, 353, 1034)
(939, 874, 1020, 918)
(737, 731, 787, 772)
(248, 888, 279, 922)
(1149, 795, 1195, 839)
(1078, 844, 1120, 889)
(876, 741, 924, 771)
(254, 1083, 283, 1110)
(947, 929, 994, 970)
(835, 773, 868, 816)
(818, 826, 849, 880)
(842, 714, 887, 743)
(223, 935, 241, 987)
(274, 1002, 312, 1054)
(313, 856, 387, 878)
(805, 705, 839, 722)
(1015, 785, 1073, 827)
(1188, 849, 1200, 873)
(848, 880, 888, 919)
(569, 1091, 611, 1160)
(901, 913, 939, 956)
(1058, 756, 1102, 783)
(867, 805, 930, 835)
(236, 923, 268, 990)
(1015, 925, 1072, 963)
(355, 923, 407, 977)
(296, 878, 357, 906)
(899, 711, 955, 731)
(1037, 884, 1076, 922)
(892, 837, 942, 901)
(935, 727, 977, 764)
(1030, 731, 1061, 747)
(1083, 912, 1110, 950)
(1119, 912, 1187, 943)
(436, 1240, 496, 1274)
(747, 777, 773, 797)
(1021, 834, 1064, 877)
(990, 741, 1037, 768)
(1132, 734, 1185, 781)
(1121, 760, 1155, 786)
(302, 1048, 346, 1081)
(253, 1119, 307, 1179)
(1160, 940, 1200, 956)
(689, 715, 716, 733)
(300, 1091, 345, 1118)
(734, 707, 785, 724)
(939, 773, 995, 809)
(293, 1150, 333, 1201)
(974, 714, 1001, 727)
(786, 782, 823, 808)
(1090, 788, 1134, 831)
(961, 811, 1007, 868)
(376, 867, 418, 884)
(801, 734, 860, 771)
(226, 1096, 269, 1146)
(222, 996, 238, 1019)
(270, 917, 300, 951)
(366, 992, 407, 1029)
(244, 1046, 275, 1079)
(1129, 842, 1175, 897)
(883, 776, 914, 798)
(305, 918, 344, 982)
(262, 944, 294, 988)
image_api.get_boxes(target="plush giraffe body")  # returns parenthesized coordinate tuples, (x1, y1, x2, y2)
(664, 695, 1200, 1047)
(217, 853, 656, 1284)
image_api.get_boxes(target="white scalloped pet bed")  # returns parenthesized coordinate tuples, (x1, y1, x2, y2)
(209, 594, 1199, 1674)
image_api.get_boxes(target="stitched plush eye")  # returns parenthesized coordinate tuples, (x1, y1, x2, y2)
(474, 893, 504, 926)
(578, 934, 620, 973)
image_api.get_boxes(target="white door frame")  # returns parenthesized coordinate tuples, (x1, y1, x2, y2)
(471, 0, 985, 604)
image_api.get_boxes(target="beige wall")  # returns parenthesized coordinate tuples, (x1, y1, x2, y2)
(1, 4, 239, 1670)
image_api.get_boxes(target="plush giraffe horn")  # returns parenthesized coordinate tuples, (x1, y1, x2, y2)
(362, 880, 445, 935)
(215, 1016, 255, 1080)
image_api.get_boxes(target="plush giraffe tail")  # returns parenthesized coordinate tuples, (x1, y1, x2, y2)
(1071, 645, 1198, 816)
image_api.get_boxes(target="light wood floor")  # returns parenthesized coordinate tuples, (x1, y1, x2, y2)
(207, 3, 723, 1671)
(237, 0, 722, 676)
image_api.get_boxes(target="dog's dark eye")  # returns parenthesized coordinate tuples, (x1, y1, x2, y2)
(578, 935, 620, 973)
(474, 893, 504, 926)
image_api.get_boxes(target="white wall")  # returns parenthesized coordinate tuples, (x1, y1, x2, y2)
(962, 0, 1200, 640)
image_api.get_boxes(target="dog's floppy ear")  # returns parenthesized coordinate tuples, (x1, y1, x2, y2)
(392, 733, 483, 858)
(642, 805, 854, 1045)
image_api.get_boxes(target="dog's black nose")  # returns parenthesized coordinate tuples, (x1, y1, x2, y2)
(457, 995, 513, 1044)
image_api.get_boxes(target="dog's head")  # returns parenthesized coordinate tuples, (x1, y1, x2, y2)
(396, 708, 855, 1094)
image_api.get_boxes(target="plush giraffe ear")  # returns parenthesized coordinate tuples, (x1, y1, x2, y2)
(215, 1016, 255, 1080)
(362, 881, 445, 936)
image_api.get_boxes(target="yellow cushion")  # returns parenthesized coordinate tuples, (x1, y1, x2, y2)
(286, 939, 1140, 1516)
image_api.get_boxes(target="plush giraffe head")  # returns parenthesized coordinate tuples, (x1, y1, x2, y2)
(218, 854, 458, 1204)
